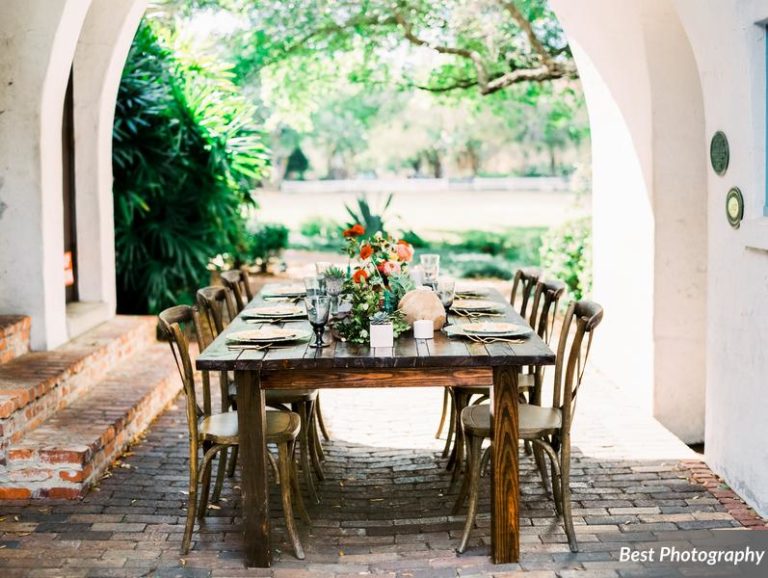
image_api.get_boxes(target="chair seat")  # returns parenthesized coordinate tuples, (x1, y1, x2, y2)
(453, 373, 535, 395)
(198, 410, 301, 444)
(461, 403, 562, 439)
(228, 383, 318, 405)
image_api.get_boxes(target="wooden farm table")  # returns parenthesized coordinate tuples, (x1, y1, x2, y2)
(196, 285, 555, 567)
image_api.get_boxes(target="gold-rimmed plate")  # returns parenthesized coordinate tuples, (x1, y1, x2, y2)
(452, 299, 503, 312)
(242, 304, 306, 319)
(226, 327, 311, 344)
(262, 284, 306, 298)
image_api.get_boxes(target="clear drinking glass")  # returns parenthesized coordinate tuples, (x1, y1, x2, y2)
(437, 277, 456, 317)
(304, 295, 331, 348)
(420, 254, 441, 290)
(304, 275, 326, 297)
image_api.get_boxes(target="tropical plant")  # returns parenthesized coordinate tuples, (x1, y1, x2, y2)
(539, 217, 592, 299)
(112, 20, 269, 314)
(344, 194, 394, 238)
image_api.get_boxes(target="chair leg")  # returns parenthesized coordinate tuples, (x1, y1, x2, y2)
(296, 402, 319, 504)
(441, 389, 455, 458)
(307, 401, 325, 480)
(310, 403, 325, 462)
(277, 442, 305, 560)
(182, 447, 199, 555)
(449, 392, 469, 487)
(447, 390, 465, 470)
(532, 444, 551, 494)
(211, 447, 228, 503)
(315, 395, 331, 441)
(435, 388, 449, 439)
(197, 445, 221, 521)
(559, 442, 577, 553)
(289, 441, 311, 525)
(227, 445, 239, 478)
(479, 445, 491, 478)
(457, 434, 484, 554)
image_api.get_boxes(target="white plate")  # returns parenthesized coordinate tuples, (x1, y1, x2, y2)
(452, 299, 503, 312)
(445, 323, 531, 339)
(262, 284, 306, 298)
(226, 327, 311, 344)
(242, 304, 305, 319)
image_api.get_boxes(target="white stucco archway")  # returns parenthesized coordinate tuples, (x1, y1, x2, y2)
(0, 0, 146, 349)
(551, 0, 709, 444)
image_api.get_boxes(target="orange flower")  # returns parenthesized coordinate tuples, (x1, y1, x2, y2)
(343, 224, 365, 237)
(352, 268, 369, 283)
(359, 244, 373, 260)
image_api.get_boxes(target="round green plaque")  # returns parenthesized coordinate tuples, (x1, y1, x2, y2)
(710, 131, 729, 176)
(725, 187, 743, 229)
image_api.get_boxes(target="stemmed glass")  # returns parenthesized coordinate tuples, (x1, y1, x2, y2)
(436, 277, 456, 322)
(304, 275, 325, 297)
(420, 254, 440, 290)
(304, 295, 331, 348)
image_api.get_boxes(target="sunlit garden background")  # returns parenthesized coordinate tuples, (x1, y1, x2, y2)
(112, 0, 592, 315)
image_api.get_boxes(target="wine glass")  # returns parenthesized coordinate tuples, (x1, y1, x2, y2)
(436, 277, 456, 319)
(324, 276, 344, 317)
(304, 295, 331, 348)
(420, 254, 440, 290)
(304, 275, 326, 297)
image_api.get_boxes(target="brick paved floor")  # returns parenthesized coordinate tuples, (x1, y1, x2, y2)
(0, 367, 764, 578)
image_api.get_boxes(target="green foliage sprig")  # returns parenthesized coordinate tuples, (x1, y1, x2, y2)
(540, 217, 592, 300)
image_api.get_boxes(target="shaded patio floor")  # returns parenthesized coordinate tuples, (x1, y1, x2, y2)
(0, 364, 764, 577)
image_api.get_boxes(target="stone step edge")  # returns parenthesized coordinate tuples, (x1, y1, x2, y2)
(0, 315, 31, 365)
(0, 343, 180, 499)
(0, 316, 158, 439)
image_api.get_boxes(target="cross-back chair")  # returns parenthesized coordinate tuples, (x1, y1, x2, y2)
(444, 278, 567, 485)
(220, 268, 253, 313)
(196, 286, 326, 505)
(158, 305, 307, 559)
(453, 299, 604, 553)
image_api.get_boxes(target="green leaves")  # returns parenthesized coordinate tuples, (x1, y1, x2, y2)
(113, 20, 270, 314)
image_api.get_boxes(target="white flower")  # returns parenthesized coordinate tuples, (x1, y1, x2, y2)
(360, 329, 368, 338)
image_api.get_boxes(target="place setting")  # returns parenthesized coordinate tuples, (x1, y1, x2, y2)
(444, 321, 532, 344)
(242, 303, 307, 323)
(225, 325, 312, 351)
(450, 298, 505, 318)
(261, 283, 307, 302)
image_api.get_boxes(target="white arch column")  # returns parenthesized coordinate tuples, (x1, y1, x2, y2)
(70, 0, 147, 334)
(0, 0, 93, 350)
(551, 0, 708, 442)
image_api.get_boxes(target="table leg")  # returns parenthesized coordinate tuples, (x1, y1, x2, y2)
(490, 365, 520, 564)
(235, 370, 271, 567)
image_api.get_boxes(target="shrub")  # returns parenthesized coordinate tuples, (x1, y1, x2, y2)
(113, 20, 269, 313)
(250, 223, 289, 269)
(539, 217, 592, 299)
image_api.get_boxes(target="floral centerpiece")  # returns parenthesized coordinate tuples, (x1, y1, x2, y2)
(335, 224, 416, 344)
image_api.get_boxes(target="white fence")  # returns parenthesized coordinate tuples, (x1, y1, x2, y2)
(280, 177, 571, 195)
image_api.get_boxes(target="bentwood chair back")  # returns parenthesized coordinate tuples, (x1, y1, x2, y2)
(196, 286, 238, 348)
(510, 267, 541, 319)
(220, 269, 253, 313)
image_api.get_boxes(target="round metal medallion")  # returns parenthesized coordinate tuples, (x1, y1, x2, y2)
(710, 131, 729, 176)
(725, 187, 743, 229)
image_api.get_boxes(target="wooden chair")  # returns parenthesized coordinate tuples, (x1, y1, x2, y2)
(437, 267, 543, 448)
(445, 279, 567, 485)
(158, 305, 308, 558)
(220, 268, 253, 312)
(196, 286, 326, 504)
(510, 266, 542, 319)
(453, 300, 604, 553)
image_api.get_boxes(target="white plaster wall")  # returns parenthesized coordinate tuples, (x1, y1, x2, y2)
(674, 0, 768, 517)
(73, 0, 147, 314)
(552, 0, 708, 443)
(0, 0, 92, 349)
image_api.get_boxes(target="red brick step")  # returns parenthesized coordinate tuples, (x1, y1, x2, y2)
(1, 342, 179, 498)
(0, 316, 158, 461)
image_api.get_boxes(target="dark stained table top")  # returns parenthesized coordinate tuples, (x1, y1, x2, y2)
(196, 284, 555, 372)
